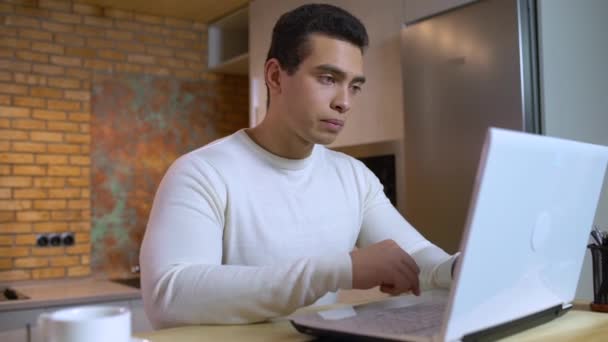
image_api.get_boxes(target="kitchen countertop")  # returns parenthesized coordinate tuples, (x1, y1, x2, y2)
(0, 277, 140, 312)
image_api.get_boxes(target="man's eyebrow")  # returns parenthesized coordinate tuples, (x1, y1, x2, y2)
(314, 64, 366, 84)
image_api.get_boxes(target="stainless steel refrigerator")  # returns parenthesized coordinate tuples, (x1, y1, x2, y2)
(400, 0, 541, 253)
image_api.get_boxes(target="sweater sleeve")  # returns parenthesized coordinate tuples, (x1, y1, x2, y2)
(355, 161, 459, 290)
(139, 156, 352, 328)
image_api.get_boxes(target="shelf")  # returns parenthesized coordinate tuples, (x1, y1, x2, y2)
(208, 52, 248, 75)
(208, 5, 249, 75)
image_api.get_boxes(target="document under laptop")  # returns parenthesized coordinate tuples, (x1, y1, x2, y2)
(290, 127, 608, 341)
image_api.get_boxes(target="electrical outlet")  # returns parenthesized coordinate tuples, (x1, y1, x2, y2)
(36, 235, 49, 247)
(61, 232, 75, 246)
(48, 234, 61, 247)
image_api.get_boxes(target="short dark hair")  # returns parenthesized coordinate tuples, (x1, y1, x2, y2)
(265, 4, 369, 106)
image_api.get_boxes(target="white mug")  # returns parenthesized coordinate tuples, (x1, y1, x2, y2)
(38, 305, 131, 342)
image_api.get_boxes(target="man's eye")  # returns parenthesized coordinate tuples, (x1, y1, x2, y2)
(351, 85, 362, 94)
(318, 75, 335, 85)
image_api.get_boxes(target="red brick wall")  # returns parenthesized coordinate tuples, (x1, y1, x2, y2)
(0, 0, 249, 282)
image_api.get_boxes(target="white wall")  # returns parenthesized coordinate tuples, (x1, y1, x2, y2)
(538, 0, 608, 301)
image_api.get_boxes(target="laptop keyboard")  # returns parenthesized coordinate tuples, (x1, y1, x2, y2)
(351, 301, 446, 336)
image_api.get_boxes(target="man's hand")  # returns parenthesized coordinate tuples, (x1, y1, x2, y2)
(350, 239, 420, 296)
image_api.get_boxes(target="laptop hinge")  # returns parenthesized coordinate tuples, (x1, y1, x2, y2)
(461, 304, 569, 342)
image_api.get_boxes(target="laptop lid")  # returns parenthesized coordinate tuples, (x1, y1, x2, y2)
(442, 128, 608, 341)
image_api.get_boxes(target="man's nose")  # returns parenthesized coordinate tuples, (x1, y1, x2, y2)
(330, 87, 351, 114)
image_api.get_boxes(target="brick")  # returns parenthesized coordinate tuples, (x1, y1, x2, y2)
(0, 235, 13, 245)
(81, 188, 89, 198)
(47, 100, 80, 111)
(67, 177, 88, 187)
(86, 38, 113, 49)
(0, 246, 29, 257)
(50, 55, 81, 67)
(50, 12, 81, 25)
(34, 177, 65, 188)
(12, 142, 45, 152)
(34, 199, 66, 210)
(14, 234, 37, 245)
(0, 176, 31, 187)
(13, 165, 46, 176)
(83, 59, 112, 72)
(0, 95, 9, 105)
(0, 3, 14, 14)
(67, 265, 90, 277)
(0, 83, 28, 95)
(0, 258, 11, 269)
(77, 26, 103, 38)
(42, 21, 73, 33)
(19, 28, 52, 41)
(0, 270, 30, 281)
(50, 255, 79, 267)
(0, 199, 31, 210)
(115, 63, 143, 74)
(80, 144, 89, 154)
(33, 63, 64, 76)
(103, 8, 133, 20)
(83, 16, 113, 28)
(15, 256, 48, 268)
(158, 57, 185, 69)
(31, 247, 63, 256)
(0, 37, 29, 49)
(0, 106, 29, 118)
(32, 267, 65, 279)
(73, 3, 102, 16)
(47, 77, 80, 89)
(14, 73, 45, 85)
(33, 221, 67, 232)
(69, 155, 89, 165)
(0, 140, 8, 150)
(0, 59, 31, 73)
(68, 199, 89, 209)
(64, 68, 90, 80)
(32, 109, 66, 120)
(0, 211, 15, 222)
(13, 97, 46, 108)
(39, 0, 71, 11)
(0, 152, 34, 163)
(135, 13, 163, 24)
(36, 154, 68, 164)
(0, 222, 31, 233)
(115, 41, 145, 53)
(5, 15, 39, 29)
(0, 188, 10, 198)
(79, 123, 89, 133)
(66, 243, 90, 255)
(144, 66, 170, 77)
(146, 46, 173, 57)
(47, 121, 79, 132)
(0, 71, 11, 82)
(114, 20, 142, 32)
(65, 133, 89, 143)
(47, 143, 79, 154)
(48, 166, 80, 177)
(51, 210, 81, 220)
(70, 221, 90, 231)
(173, 30, 198, 41)
(30, 131, 63, 142)
(98, 49, 124, 61)
(14, 5, 48, 18)
(12, 118, 45, 129)
(16, 50, 48, 63)
(32, 42, 64, 55)
(30, 87, 62, 99)
(17, 210, 50, 221)
(14, 188, 47, 199)
(54, 33, 84, 47)
(64, 90, 89, 101)
(107, 30, 134, 41)
(128, 54, 155, 65)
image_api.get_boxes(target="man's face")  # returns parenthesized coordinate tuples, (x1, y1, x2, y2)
(279, 34, 365, 145)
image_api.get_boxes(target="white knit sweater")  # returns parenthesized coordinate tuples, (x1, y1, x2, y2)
(140, 129, 457, 328)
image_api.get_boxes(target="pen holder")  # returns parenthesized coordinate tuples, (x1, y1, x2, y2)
(588, 244, 608, 312)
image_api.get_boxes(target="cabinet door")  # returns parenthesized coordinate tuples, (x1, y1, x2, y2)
(249, 0, 406, 148)
(0, 328, 27, 342)
(130, 299, 154, 333)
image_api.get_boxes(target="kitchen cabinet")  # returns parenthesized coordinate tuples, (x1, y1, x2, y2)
(0, 308, 44, 342)
(249, 0, 407, 148)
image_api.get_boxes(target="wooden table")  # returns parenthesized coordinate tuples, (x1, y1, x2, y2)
(135, 291, 608, 342)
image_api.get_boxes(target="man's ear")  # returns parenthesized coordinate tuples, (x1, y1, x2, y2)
(264, 58, 282, 97)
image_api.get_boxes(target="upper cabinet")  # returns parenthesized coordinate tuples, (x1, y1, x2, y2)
(249, 0, 407, 148)
(208, 6, 249, 75)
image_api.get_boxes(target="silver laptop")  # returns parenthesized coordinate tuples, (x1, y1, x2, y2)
(291, 127, 608, 341)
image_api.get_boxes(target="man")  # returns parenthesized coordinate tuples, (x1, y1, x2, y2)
(140, 3, 458, 329)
